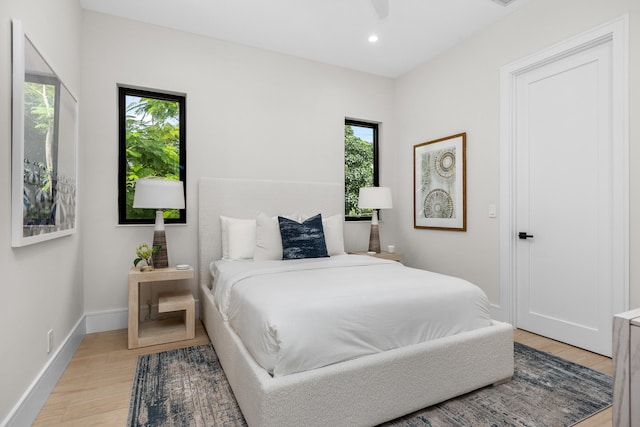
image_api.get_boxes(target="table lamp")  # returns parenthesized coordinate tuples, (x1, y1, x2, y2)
(133, 178, 185, 268)
(358, 186, 392, 253)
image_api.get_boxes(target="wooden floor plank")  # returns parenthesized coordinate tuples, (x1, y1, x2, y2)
(33, 324, 612, 426)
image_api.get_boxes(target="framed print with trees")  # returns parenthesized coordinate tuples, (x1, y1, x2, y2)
(11, 20, 79, 246)
(414, 133, 466, 231)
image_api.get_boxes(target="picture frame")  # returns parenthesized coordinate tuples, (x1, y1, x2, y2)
(413, 133, 466, 231)
(11, 20, 79, 246)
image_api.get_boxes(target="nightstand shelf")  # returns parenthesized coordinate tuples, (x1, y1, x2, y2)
(128, 267, 194, 349)
(137, 317, 189, 348)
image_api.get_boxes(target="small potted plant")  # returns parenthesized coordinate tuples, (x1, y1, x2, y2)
(134, 243, 160, 272)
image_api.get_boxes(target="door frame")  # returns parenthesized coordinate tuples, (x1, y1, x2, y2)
(496, 16, 629, 326)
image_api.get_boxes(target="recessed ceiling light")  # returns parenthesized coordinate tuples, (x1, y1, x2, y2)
(368, 34, 379, 43)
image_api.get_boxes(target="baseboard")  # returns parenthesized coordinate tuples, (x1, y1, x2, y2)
(1, 315, 86, 427)
(85, 308, 128, 333)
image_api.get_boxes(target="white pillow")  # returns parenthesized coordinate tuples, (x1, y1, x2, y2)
(299, 213, 345, 256)
(322, 214, 346, 255)
(220, 216, 256, 260)
(254, 212, 298, 261)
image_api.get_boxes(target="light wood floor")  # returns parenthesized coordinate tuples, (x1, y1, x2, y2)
(33, 324, 612, 426)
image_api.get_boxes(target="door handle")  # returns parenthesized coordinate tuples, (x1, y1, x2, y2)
(518, 232, 534, 240)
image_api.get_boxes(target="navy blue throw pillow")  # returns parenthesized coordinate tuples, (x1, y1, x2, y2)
(278, 214, 329, 260)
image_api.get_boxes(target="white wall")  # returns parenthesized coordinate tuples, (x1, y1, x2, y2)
(394, 0, 640, 308)
(0, 0, 83, 422)
(80, 11, 396, 315)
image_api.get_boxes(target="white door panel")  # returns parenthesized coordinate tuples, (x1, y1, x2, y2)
(515, 40, 613, 355)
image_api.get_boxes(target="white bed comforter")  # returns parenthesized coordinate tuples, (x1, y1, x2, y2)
(211, 254, 491, 377)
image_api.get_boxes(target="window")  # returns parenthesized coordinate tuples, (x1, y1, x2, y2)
(118, 87, 186, 224)
(344, 119, 379, 220)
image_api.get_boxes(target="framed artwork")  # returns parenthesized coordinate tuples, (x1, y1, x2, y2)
(11, 20, 78, 246)
(413, 133, 466, 231)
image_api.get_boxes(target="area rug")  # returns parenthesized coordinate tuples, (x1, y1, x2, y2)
(127, 342, 612, 427)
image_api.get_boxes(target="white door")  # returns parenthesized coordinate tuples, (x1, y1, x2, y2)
(514, 39, 614, 356)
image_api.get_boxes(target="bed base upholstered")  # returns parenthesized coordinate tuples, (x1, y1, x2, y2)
(198, 177, 514, 427)
(200, 284, 513, 427)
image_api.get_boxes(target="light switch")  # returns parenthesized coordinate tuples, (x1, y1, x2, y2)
(488, 204, 497, 218)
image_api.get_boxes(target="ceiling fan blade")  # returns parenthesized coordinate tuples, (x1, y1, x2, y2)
(371, 0, 389, 19)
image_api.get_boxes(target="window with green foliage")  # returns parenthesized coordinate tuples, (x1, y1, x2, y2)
(118, 87, 186, 224)
(344, 119, 378, 220)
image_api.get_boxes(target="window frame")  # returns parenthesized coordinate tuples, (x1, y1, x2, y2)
(344, 119, 379, 221)
(118, 86, 187, 225)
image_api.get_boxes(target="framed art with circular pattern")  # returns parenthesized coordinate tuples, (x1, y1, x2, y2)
(413, 133, 466, 231)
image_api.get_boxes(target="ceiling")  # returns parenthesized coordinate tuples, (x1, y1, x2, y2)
(80, 0, 529, 78)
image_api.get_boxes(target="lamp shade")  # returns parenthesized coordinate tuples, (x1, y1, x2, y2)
(358, 187, 393, 209)
(133, 178, 185, 210)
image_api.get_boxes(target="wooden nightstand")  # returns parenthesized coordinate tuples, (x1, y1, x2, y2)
(128, 267, 195, 349)
(351, 251, 403, 263)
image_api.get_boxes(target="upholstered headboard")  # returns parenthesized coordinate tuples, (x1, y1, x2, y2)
(198, 177, 343, 287)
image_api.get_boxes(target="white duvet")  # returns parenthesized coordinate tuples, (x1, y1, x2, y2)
(211, 254, 491, 377)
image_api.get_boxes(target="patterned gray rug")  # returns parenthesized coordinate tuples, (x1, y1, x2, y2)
(128, 342, 611, 427)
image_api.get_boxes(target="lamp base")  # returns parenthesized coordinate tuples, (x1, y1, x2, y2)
(368, 224, 381, 253)
(150, 210, 168, 269)
(152, 230, 168, 269)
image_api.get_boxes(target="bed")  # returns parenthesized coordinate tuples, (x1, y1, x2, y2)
(198, 177, 514, 427)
